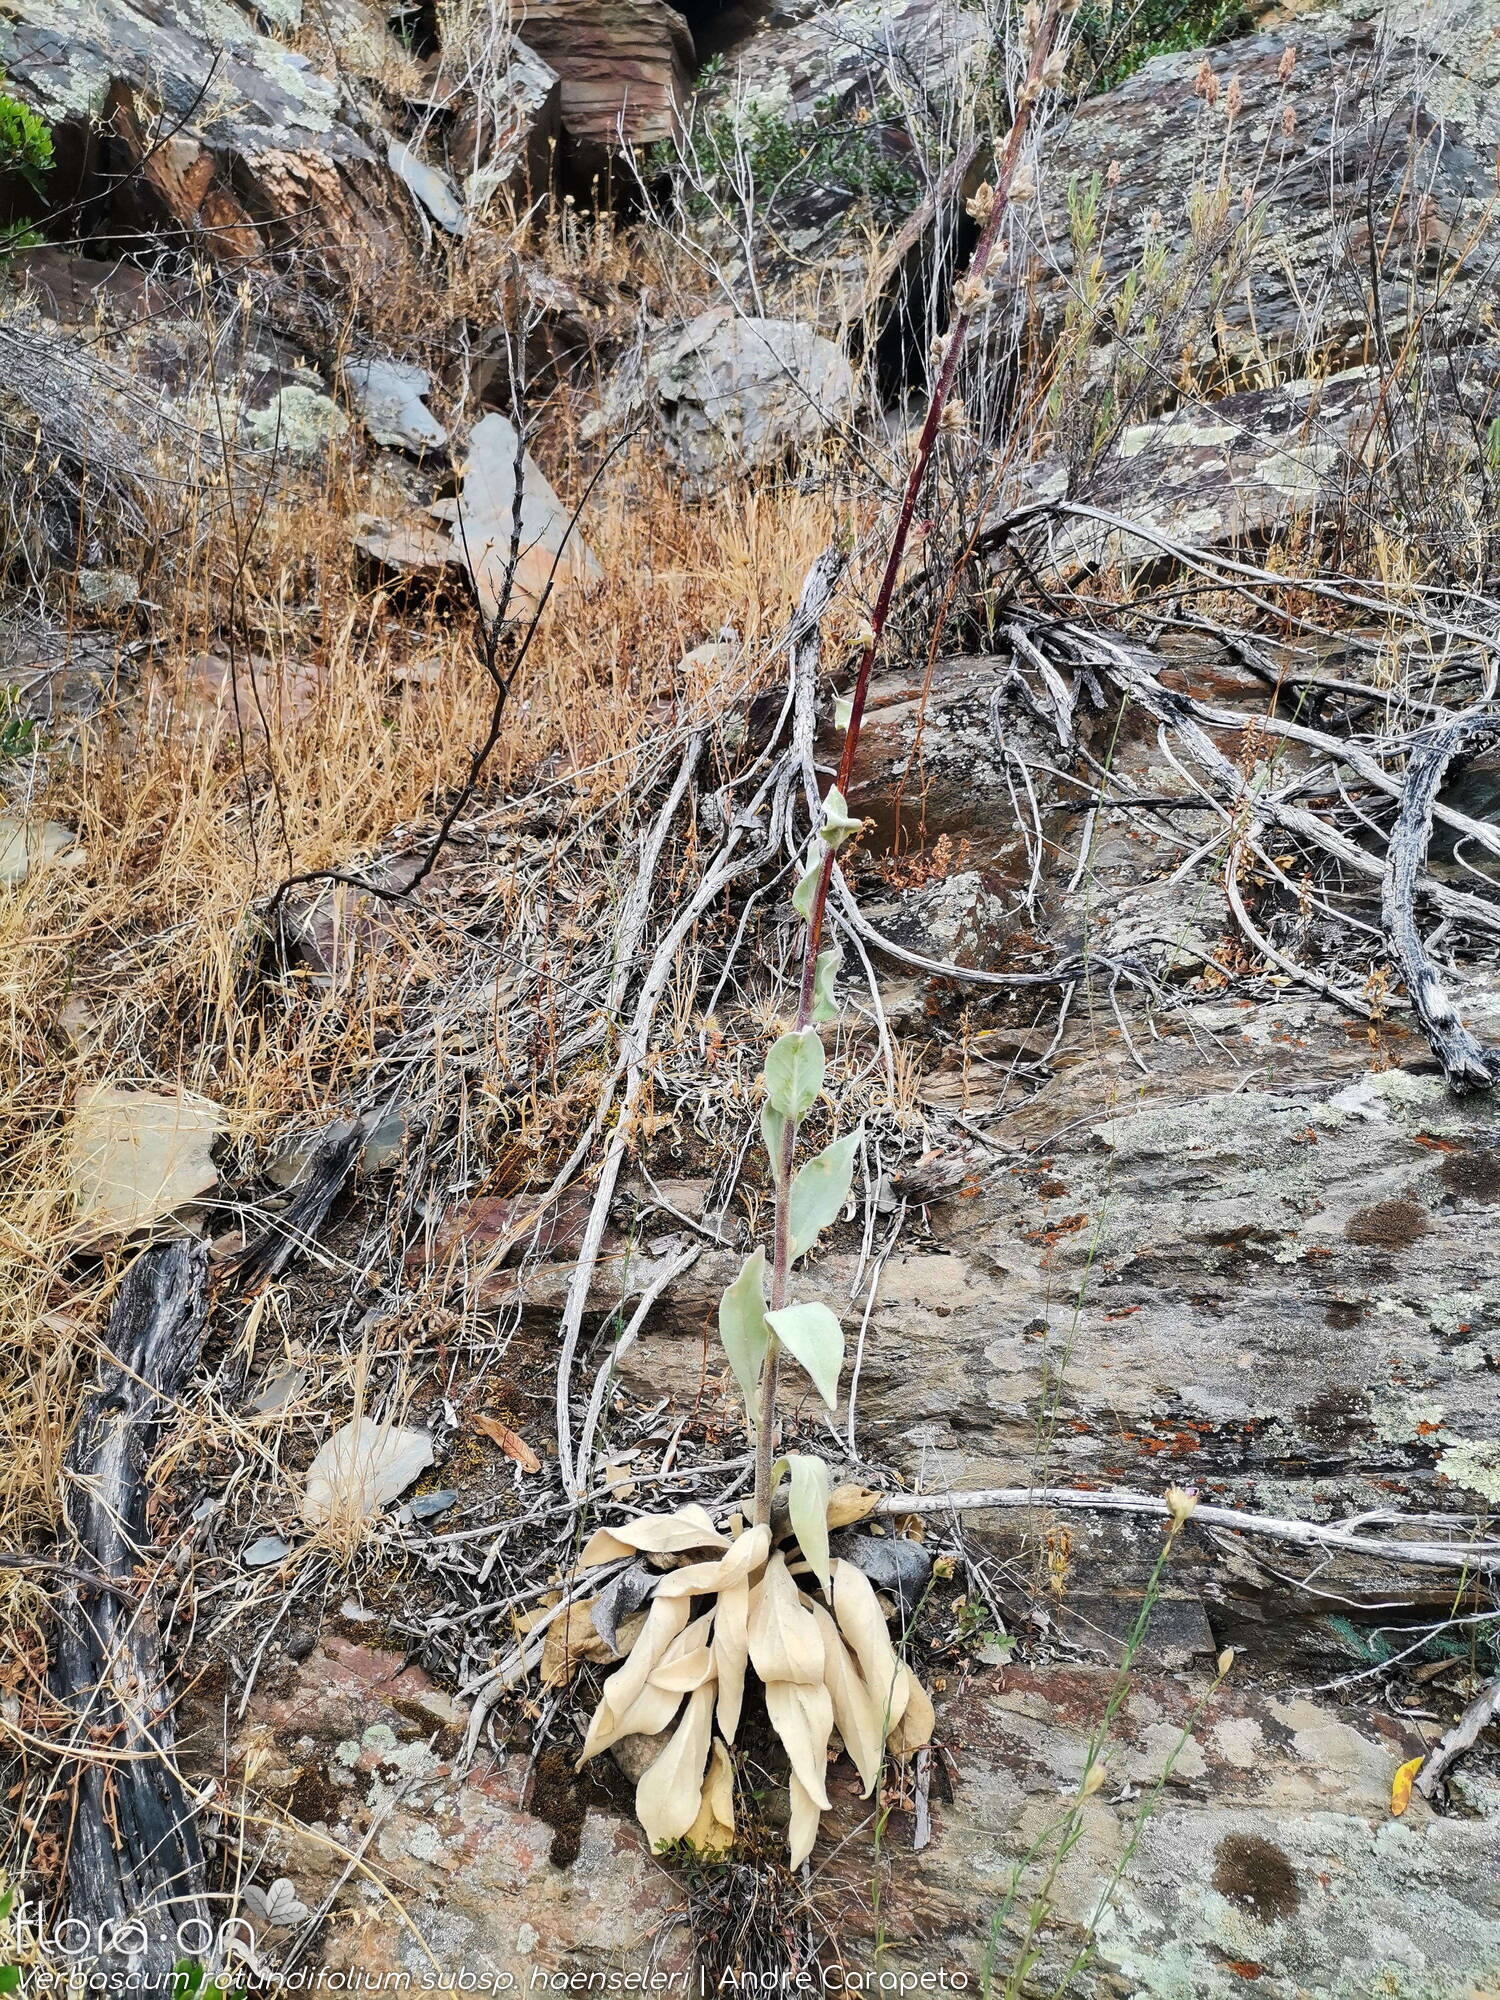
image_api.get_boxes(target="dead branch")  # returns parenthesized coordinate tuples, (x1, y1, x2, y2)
(1383, 709, 1500, 1090)
(1415, 1674, 1500, 1799)
(49, 1240, 213, 1980)
(872, 1485, 1500, 1576)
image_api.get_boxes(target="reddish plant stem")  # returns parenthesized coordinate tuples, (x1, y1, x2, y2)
(753, 5, 1066, 1525)
(796, 0, 1065, 1023)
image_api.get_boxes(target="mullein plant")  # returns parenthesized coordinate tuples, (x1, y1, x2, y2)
(575, 788, 934, 1863)
(574, 0, 1076, 1863)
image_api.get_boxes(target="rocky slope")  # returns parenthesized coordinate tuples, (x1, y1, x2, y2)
(2, 0, 1499, 1994)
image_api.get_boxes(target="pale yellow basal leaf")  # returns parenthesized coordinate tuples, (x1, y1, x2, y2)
(686, 1739, 736, 1855)
(748, 1553, 825, 1686)
(886, 1667, 935, 1756)
(649, 1645, 717, 1694)
(637, 1684, 716, 1852)
(301, 1419, 434, 1527)
(576, 1595, 691, 1763)
(788, 1773, 822, 1869)
(585, 1506, 729, 1561)
(826, 1483, 885, 1529)
(714, 1579, 749, 1740)
(653, 1522, 771, 1599)
(764, 1680, 833, 1812)
(812, 1603, 884, 1795)
(832, 1559, 909, 1732)
(601, 1678, 685, 1747)
(578, 1528, 637, 1567)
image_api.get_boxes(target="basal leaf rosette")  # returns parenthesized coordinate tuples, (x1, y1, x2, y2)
(572, 1482, 932, 1864)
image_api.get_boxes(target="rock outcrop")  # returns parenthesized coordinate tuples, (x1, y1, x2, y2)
(598, 307, 857, 481)
(990, 2, 1500, 392)
(514, 0, 696, 173)
(0, 0, 416, 279)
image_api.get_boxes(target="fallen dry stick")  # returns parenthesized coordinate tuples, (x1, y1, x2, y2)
(873, 1486, 1500, 1575)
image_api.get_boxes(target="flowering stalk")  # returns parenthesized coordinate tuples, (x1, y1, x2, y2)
(751, 0, 1071, 1522)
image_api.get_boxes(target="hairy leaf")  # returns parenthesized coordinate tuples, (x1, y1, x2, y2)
(636, 1684, 715, 1851)
(760, 1104, 788, 1185)
(764, 1029, 824, 1120)
(819, 786, 863, 851)
(765, 1301, 844, 1408)
(811, 1603, 884, 1795)
(686, 1738, 736, 1854)
(714, 1578, 750, 1740)
(576, 1595, 692, 1764)
(717, 1250, 770, 1418)
(832, 1559, 909, 1732)
(653, 1523, 770, 1599)
(649, 1645, 717, 1693)
(580, 1505, 726, 1567)
(886, 1668, 935, 1756)
(781, 1454, 832, 1591)
(788, 1772, 822, 1869)
(788, 1129, 860, 1259)
(764, 1679, 833, 1810)
(791, 848, 823, 922)
(747, 1552, 824, 1685)
(810, 947, 842, 1024)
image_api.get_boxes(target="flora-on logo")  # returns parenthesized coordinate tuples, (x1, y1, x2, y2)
(0, 1890, 255, 1983)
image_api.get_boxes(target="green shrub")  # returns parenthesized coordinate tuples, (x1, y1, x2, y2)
(0, 79, 52, 253)
(0, 87, 52, 193)
(657, 68, 920, 229)
(1075, 0, 1249, 92)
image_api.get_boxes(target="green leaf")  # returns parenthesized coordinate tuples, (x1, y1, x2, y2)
(788, 1128, 860, 1258)
(761, 1103, 788, 1184)
(791, 852, 823, 922)
(765, 1301, 844, 1408)
(778, 1452, 832, 1591)
(810, 945, 842, 1024)
(718, 1249, 770, 1418)
(834, 695, 853, 730)
(820, 786, 863, 851)
(0, 1970, 19, 1995)
(764, 1029, 824, 1120)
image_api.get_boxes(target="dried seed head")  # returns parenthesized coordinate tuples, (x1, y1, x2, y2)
(965, 180, 996, 222)
(1010, 166, 1037, 202)
(1281, 105, 1297, 137)
(928, 331, 952, 366)
(938, 398, 967, 433)
(1217, 1647, 1236, 1678)
(1079, 1762, 1107, 1798)
(1164, 1485, 1199, 1529)
(952, 275, 991, 314)
(1225, 77, 1243, 119)
(1194, 57, 1219, 108)
(1040, 50, 1068, 90)
(1106, 159, 1122, 188)
(1277, 43, 1297, 82)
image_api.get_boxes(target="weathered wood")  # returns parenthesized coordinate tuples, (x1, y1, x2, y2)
(1416, 1673, 1500, 1799)
(873, 1485, 1500, 1575)
(1382, 710, 1500, 1091)
(50, 1239, 212, 1979)
(228, 1116, 363, 1288)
